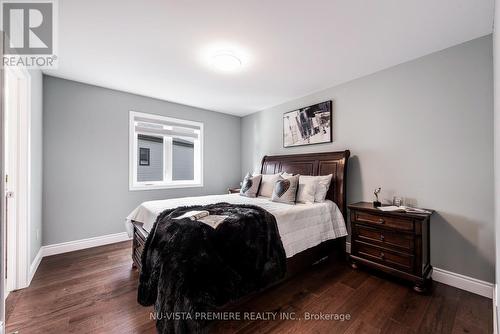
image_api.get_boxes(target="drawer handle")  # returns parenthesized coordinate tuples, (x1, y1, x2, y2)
(378, 218, 385, 224)
(380, 235, 385, 241)
(380, 252, 385, 259)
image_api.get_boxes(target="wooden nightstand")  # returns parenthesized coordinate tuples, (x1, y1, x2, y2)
(227, 187, 241, 194)
(348, 202, 433, 292)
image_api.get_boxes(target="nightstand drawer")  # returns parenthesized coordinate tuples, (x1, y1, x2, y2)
(354, 224, 414, 252)
(354, 241, 414, 272)
(354, 211, 414, 232)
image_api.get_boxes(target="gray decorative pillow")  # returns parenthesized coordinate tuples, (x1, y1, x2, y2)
(240, 173, 262, 198)
(271, 175, 299, 204)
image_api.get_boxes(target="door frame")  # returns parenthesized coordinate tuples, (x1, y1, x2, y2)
(0, 31, 5, 334)
(4, 65, 31, 293)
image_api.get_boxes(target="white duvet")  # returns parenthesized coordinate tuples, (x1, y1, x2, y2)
(125, 193, 347, 258)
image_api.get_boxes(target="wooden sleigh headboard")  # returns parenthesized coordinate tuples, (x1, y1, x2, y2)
(260, 150, 350, 218)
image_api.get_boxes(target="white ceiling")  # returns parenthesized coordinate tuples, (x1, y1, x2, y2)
(44, 0, 494, 116)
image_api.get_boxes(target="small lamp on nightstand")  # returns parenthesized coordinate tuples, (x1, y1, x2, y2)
(373, 187, 381, 207)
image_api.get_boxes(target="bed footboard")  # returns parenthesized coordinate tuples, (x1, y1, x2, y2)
(132, 222, 147, 271)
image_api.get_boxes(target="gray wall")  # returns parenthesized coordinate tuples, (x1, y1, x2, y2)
(29, 69, 43, 263)
(241, 36, 494, 282)
(43, 76, 241, 245)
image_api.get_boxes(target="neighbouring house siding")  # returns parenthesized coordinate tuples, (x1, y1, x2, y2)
(172, 140, 194, 180)
(137, 137, 163, 182)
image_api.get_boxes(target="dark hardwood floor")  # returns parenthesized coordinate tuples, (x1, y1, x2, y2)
(6, 241, 493, 334)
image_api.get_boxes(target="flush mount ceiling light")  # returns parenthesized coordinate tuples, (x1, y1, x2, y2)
(200, 43, 251, 74)
(211, 52, 242, 72)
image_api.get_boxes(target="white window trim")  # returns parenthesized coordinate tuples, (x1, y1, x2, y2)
(129, 111, 204, 191)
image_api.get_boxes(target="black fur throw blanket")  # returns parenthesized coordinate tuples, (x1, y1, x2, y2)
(137, 202, 287, 334)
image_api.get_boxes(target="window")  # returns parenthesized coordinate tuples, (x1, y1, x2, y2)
(129, 111, 203, 190)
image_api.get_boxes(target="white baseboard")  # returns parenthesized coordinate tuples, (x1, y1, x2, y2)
(28, 235, 495, 301)
(432, 267, 493, 299)
(345, 242, 492, 299)
(24, 232, 131, 287)
(28, 247, 43, 285)
(25, 232, 131, 287)
(42, 232, 131, 257)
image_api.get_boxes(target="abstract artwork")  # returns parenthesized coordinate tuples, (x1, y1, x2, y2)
(283, 101, 332, 147)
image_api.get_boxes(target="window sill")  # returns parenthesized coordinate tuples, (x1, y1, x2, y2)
(129, 183, 204, 191)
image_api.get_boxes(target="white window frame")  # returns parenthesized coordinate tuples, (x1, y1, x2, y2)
(129, 111, 204, 191)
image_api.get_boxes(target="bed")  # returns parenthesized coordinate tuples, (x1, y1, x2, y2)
(127, 150, 350, 276)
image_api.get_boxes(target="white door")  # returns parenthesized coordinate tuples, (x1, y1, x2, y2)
(3, 67, 29, 296)
(4, 69, 18, 295)
(4, 69, 19, 295)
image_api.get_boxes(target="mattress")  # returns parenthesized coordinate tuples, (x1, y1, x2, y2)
(125, 193, 347, 258)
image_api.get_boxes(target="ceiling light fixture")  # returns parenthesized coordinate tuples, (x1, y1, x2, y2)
(211, 52, 242, 72)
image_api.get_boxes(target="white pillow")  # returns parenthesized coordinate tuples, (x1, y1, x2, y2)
(281, 172, 294, 178)
(296, 175, 318, 204)
(315, 174, 333, 202)
(257, 173, 281, 197)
